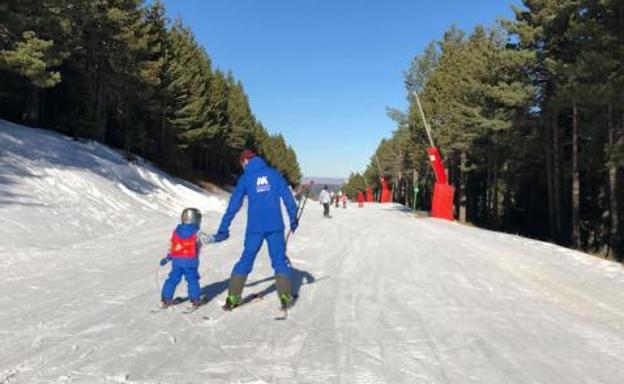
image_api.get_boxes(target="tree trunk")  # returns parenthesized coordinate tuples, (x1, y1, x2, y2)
(160, 99, 167, 152)
(22, 84, 40, 127)
(96, 73, 107, 142)
(459, 152, 467, 223)
(486, 152, 492, 224)
(553, 109, 563, 243)
(545, 117, 556, 241)
(492, 145, 499, 225)
(125, 132, 131, 153)
(413, 169, 418, 210)
(572, 100, 580, 248)
(607, 100, 618, 257)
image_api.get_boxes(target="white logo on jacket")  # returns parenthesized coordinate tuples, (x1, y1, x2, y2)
(256, 176, 271, 192)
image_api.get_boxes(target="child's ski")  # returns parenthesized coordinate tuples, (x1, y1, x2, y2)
(150, 297, 185, 313)
(181, 303, 203, 314)
(150, 305, 167, 314)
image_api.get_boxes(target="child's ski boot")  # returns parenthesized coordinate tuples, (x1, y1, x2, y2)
(150, 299, 175, 313)
(182, 300, 202, 314)
(161, 299, 175, 308)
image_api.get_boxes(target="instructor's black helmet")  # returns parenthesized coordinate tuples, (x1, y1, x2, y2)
(181, 207, 202, 226)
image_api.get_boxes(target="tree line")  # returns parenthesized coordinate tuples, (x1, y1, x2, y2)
(345, 0, 624, 260)
(0, 0, 301, 185)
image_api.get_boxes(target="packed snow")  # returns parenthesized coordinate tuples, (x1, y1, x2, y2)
(2, 119, 624, 384)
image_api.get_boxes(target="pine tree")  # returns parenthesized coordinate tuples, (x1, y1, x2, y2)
(0, 0, 63, 88)
(0, 0, 302, 194)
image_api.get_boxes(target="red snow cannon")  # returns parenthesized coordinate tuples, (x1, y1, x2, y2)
(380, 176, 392, 203)
(427, 147, 454, 221)
(366, 186, 374, 202)
(427, 147, 447, 184)
(357, 191, 365, 207)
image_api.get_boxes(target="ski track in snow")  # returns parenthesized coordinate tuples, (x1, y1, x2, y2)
(3, 120, 624, 383)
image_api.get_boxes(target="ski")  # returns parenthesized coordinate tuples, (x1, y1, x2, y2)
(275, 294, 298, 321)
(181, 302, 203, 314)
(275, 310, 289, 321)
(150, 297, 185, 313)
(150, 305, 167, 314)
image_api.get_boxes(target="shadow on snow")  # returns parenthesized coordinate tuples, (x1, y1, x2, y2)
(172, 266, 325, 305)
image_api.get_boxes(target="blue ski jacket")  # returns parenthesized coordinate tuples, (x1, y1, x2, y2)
(217, 156, 297, 234)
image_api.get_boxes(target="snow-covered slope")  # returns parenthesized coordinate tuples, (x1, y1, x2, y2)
(0, 119, 225, 250)
(2, 120, 624, 384)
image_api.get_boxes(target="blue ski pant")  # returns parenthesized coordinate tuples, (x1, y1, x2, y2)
(232, 231, 291, 276)
(161, 265, 201, 302)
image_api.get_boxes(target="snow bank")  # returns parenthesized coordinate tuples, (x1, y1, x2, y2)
(0, 119, 225, 250)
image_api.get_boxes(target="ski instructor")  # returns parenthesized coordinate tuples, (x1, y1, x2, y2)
(210, 149, 299, 310)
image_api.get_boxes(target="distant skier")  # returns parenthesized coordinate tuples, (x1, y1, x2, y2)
(319, 185, 331, 218)
(341, 193, 347, 209)
(335, 191, 341, 208)
(210, 149, 298, 310)
(159, 208, 211, 310)
(357, 191, 365, 208)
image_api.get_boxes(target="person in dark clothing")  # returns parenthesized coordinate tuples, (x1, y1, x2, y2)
(318, 185, 331, 217)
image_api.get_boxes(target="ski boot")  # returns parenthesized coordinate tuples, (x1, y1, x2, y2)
(223, 274, 247, 311)
(279, 293, 294, 310)
(182, 300, 202, 313)
(222, 294, 242, 311)
(151, 298, 175, 313)
(275, 274, 294, 310)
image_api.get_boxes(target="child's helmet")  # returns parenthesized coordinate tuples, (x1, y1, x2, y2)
(181, 208, 202, 226)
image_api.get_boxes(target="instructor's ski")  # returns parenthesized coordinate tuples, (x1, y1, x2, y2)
(221, 292, 266, 312)
(150, 297, 185, 313)
(275, 294, 298, 321)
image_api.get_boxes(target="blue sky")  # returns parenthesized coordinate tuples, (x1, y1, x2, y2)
(160, 0, 522, 178)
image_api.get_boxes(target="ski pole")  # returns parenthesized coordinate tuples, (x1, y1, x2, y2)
(286, 180, 313, 246)
(297, 182, 311, 216)
(285, 181, 313, 266)
(296, 181, 312, 220)
(286, 188, 304, 246)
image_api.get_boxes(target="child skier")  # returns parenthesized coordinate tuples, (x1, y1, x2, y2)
(159, 207, 211, 310)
